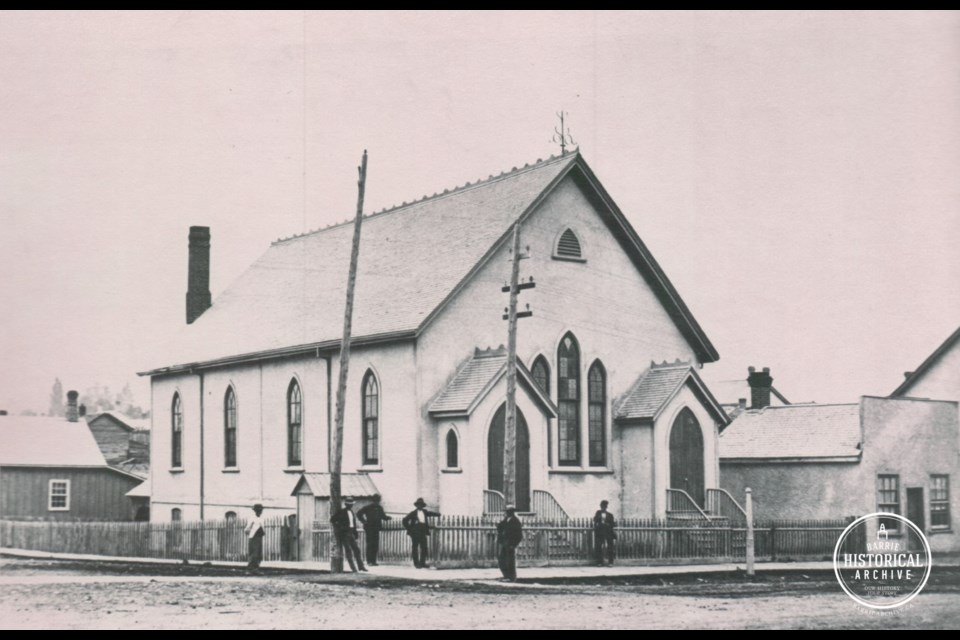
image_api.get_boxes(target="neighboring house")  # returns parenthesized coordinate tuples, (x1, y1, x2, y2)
(719, 396, 960, 553)
(140, 151, 732, 524)
(891, 325, 960, 403)
(0, 394, 145, 521)
(86, 410, 150, 469)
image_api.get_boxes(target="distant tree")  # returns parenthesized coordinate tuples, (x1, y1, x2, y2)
(80, 382, 148, 418)
(48, 378, 64, 417)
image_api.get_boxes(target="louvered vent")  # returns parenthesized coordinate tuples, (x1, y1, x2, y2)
(556, 229, 582, 258)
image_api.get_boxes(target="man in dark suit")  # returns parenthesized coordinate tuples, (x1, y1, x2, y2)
(357, 493, 392, 566)
(402, 497, 440, 568)
(593, 499, 617, 566)
(330, 496, 367, 573)
(496, 504, 523, 582)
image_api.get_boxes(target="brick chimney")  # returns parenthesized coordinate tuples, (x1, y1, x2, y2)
(186, 226, 212, 324)
(747, 366, 773, 409)
(66, 390, 79, 422)
(78, 404, 86, 418)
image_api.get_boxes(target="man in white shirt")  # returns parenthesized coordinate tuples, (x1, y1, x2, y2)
(245, 503, 266, 570)
(331, 496, 367, 572)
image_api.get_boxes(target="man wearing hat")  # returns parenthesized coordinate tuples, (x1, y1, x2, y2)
(593, 499, 617, 566)
(402, 498, 441, 568)
(357, 494, 392, 566)
(245, 503, 266, 570)
(496, 504, 523, 581)
(331, 497, 367, 572)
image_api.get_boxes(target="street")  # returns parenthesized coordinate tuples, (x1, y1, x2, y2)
(1, 558, 958, 629)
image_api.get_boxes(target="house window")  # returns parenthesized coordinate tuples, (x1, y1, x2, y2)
(171, 508, 182, 522)
(588, 361, 606, 467)
(931, 475, 951, 529)
(225, 511, 237, 523)
(557, 333, 580, 466)
(224, 386, 237, 468)
(171, 392, 183, 468)
(287, 379, 302, 467)
(531, 355, 550, 396)
(48, 480, 70, 511)
(362, 370, 379, 466)
(877, 474, 900, 532)
(446, 429, 459, 469)
(554, 228, 584, 260)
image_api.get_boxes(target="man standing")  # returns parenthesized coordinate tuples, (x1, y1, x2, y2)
(402, 497, 440, 568)
(357, 494, 392, 566)
(245, 503, 266, 571)
(496, 504, 523, 582)
(331, 496, 367, 573)
(593, 499, 617, 566)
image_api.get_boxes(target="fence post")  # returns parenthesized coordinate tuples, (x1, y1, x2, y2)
(745, 488, 755, 576)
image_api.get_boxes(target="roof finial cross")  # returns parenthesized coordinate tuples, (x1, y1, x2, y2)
(551, 111, 576, 156)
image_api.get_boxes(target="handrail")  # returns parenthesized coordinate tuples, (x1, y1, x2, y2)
(483, 489, 505, 515)
(531, 489, 570, 523)
(666, 488, 711, 520)
(705, 488, 747, 521)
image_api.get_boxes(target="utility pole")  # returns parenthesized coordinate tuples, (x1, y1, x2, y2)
(331, 149, 368, 573)
(502, 223, 534, 509)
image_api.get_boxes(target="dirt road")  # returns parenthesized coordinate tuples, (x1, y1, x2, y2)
(1, 558, 957, 629)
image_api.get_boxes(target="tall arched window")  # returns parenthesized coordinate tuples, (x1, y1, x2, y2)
(362, 370, 379, 465)
(531, 355, 550, 396)
(557, 333, 580, 466)
(171, 393, 183, 468)
(445, 429, 459, 469)
(224, 386, 237, 468)
(287, 379, 302, 467)
(588, 361, 606, 467)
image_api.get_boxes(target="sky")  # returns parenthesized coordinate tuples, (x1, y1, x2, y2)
(0, 10, 958, 414)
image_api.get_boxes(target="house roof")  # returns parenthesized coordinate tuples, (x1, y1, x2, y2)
(126, 477, 151, 497)
(0, 415, 108, 467)
(141, 151, 719, 375)
(428, 347, 558, 418)
(719, 403, 862, 461)
(88, 411, 150, 432)
(615, 361, 729, 426)
(290, 473, 380, 498)
(891, 325, 960, 397)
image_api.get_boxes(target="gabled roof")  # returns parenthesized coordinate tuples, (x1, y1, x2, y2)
(290, 473, 380, 498)
(428, 347, 558, 418)
(88, 411, 150, 432)
(126, 477, 151, 497)
(719, 403, 862, 462)
(141, 151, 719, 375)
(892, 325, 960, 397)
(0, 415, 108, 467)
(614, 361, 729, 426)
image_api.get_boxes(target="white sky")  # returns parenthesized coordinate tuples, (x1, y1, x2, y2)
(1, 10, 958, 413)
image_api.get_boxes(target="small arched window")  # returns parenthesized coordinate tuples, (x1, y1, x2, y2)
(588, 361, 606, 467)
(224, 386, 237, 468)
(171, 507, 182, 522)
(531, 355, 550, 396)
(171, 393, 183, 468)
(557, 333, 581, 466)
(554, 228, 584, 260)
(225, 511, 237, 523)
(287, 379, 302, 467)
(362, 370, 380, 466)
(445, 429, 459, 469)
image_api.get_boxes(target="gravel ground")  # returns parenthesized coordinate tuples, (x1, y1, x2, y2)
(1, 558, 958, 629)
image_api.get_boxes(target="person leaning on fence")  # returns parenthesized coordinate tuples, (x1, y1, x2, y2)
(496, 504, 523, 582)
(593, 500, 617, 566)
(357, 493, 392, 566)
(402, 497, 440, 568)
(331, 496, 367, 573)
(245, 503, 266, 571)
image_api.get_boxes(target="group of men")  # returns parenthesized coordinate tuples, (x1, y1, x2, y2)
(245, 497, 619, 577)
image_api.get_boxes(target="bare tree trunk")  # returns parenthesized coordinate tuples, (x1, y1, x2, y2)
(331, 150, 368, 572)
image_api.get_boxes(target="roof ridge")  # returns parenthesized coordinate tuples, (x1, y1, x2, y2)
(272, 152, 577, 245)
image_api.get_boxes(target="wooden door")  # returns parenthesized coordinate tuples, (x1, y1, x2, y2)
(488, 403, 531, 512)
(669, 408, 705, 507)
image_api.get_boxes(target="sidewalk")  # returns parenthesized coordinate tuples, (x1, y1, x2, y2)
(1, 547, 838, 582)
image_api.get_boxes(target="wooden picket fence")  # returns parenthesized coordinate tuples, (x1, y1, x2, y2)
(0, 517, 298, 563)
(311, 516, 860, 568)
